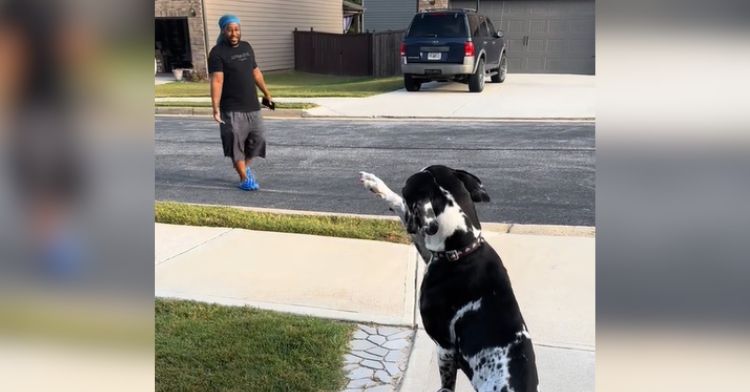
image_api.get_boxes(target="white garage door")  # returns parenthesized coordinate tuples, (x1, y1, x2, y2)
(453, 0, 595, 74)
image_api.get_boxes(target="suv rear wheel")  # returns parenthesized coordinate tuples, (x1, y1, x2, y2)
(404, 74, 421, 92)
(491, 54, 507, 83)
(469, 58, 485, 92)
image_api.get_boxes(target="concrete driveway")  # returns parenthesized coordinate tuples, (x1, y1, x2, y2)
(304, 74, 595, 120)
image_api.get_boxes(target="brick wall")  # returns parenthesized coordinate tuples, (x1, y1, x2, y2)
(418, 0, 450, 11)
(155, 0, 208, 79)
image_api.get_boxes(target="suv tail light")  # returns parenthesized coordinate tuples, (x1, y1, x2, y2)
(400, 42, 406, 56)
(464, 41, 475, 57)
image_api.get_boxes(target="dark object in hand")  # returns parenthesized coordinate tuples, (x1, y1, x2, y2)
(261, 98, 276, 110)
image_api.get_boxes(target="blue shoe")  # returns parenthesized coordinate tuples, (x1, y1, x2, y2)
(245, 168, 260, 190)
(238, 178, 254, 191)
(247, 177, 260, 191)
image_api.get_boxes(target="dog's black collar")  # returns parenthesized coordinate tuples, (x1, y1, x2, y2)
(430, 236, 485, 262)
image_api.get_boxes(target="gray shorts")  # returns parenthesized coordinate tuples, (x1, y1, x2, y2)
(220, 110, 267, 161)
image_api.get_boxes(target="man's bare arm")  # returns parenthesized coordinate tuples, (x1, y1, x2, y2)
(252, 67, 271, 100)
(210, 71, 224, 123)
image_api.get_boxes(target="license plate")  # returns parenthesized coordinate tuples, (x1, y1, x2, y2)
(427, 52, 441, 60)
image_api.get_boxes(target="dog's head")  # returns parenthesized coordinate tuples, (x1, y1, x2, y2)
(401, 166, 490, 246)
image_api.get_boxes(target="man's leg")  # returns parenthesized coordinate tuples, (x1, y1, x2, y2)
(235, 159, 256, 191)
(244, 158, 253, 176)
(244, 112, 265, 188)
(234, 160, 247, 181)
(242, 158, 259, 190)
(220, 112, 247, 182)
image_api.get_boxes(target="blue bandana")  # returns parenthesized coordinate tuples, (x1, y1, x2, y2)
(217, 15, 240, 44)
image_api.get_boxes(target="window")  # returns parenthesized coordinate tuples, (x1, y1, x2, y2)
(478, 17, 490, 38)
(486, 18, 497, 37)
(407, 13, 468, 38)
(468, 14, 480, 38)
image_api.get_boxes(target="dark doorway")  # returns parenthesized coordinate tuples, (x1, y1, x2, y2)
(155, 18, 193, 72)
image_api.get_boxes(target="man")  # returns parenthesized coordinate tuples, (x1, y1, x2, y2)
(208, 14, 272, 191)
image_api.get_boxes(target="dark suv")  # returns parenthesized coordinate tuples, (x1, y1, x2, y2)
(400, 9, 507, 92)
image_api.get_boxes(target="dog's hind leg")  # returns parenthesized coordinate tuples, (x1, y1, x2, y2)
(436, 346, 458, 392)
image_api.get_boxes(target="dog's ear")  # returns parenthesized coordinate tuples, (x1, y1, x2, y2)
(453, 169, 490, 202)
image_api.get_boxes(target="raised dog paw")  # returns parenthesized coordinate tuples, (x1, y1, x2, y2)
(359, 171, 387, 199)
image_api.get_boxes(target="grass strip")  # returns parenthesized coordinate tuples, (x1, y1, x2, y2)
(156, 71, 402, 98)
(155, 201, 410, 244)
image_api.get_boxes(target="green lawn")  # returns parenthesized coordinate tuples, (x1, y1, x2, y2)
(156, 299, 354, 392)
(155, 201, 410, 244)
(155, 71, 402, 98)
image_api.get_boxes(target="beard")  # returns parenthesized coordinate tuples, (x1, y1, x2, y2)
(225, 35, 240, 46)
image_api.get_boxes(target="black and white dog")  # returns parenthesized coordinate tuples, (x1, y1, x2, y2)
(360, 165, 539, 392)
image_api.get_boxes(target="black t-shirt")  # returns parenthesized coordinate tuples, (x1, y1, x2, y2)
(208, 41, 261, 112)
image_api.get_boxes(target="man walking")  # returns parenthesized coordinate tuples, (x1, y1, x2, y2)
(208, 14, 272, 191)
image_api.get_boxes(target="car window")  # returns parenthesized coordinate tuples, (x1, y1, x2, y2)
(468, 14, 480, 38)
(486, 18, 497, 37)
(407, 13, 468, 38)
(479, 17, 490, 38)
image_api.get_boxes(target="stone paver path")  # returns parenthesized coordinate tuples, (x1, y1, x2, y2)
(342, 324, 415, 391)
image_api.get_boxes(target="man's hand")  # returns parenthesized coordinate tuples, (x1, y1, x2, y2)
(213, 109, 224, 124)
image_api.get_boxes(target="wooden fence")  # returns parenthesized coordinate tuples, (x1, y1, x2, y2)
(371, 30, 404, 77)
(293, 29, 405, 77)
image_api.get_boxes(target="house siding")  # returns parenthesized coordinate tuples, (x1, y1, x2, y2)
(363, 0, 415, 32)
(204, 0, 342, 71)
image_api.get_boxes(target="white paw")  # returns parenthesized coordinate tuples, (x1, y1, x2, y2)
(359, 171, 387, 199)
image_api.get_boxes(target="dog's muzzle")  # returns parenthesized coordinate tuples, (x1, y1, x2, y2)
(406, 201, 439, 235)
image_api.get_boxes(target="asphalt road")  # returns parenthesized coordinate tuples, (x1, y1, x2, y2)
(156, 116, 594, 226)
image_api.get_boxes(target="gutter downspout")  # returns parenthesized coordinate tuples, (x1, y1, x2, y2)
(200, 0, 210, 77)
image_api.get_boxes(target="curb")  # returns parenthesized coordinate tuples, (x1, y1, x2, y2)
(483, 222, 596, 237)
(301, 112, 596, 122)
(155, 107, 304, 118)
(163, 201, 595, 237)
(154, 107, 594, 122)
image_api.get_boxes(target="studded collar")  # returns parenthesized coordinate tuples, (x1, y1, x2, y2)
(429, 236, 485, 262)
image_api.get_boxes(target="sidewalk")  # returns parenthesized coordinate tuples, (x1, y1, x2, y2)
(155, 74, 595, 120)
(155, 223, 417, 326)
(155, 221, 595, 391)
